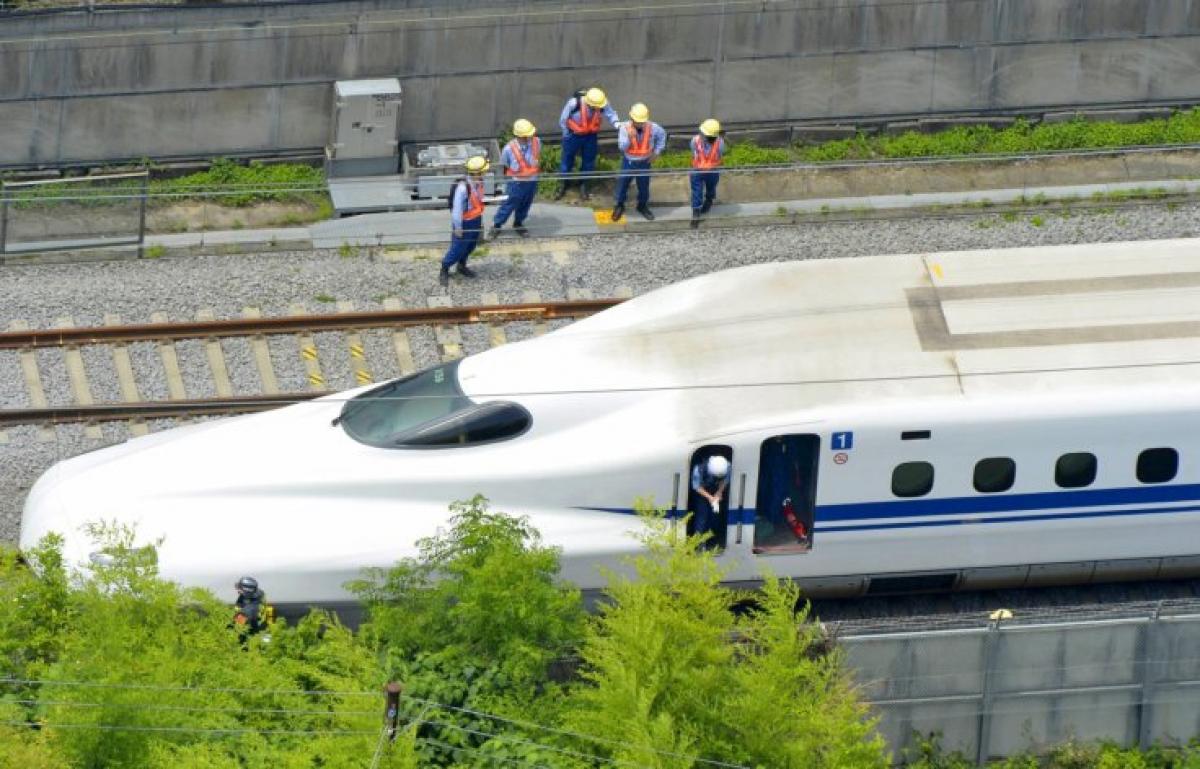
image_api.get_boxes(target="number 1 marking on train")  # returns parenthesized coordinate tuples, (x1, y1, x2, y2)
(831, 431, 854, 450)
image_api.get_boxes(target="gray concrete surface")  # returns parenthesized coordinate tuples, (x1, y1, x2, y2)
(3, 0, 1199, 166)
(6, 175, 1197, 262)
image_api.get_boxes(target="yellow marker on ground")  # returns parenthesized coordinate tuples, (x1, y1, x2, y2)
(593, 210, 625, 226)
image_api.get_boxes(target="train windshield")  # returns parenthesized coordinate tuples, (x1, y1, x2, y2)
(337, 361, 470, 446)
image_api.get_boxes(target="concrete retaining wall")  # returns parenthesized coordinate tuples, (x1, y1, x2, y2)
(2, 0, 1200, 166)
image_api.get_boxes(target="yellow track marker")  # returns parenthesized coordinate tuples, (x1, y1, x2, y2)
(289, 303, 326, 392)
(338, 301, 372, 387)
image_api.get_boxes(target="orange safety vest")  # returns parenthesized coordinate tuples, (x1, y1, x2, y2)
(625, 123, 653, 160)
(691, 135, 722, 170)
(566, 103, 602, 135)
(504, 138, 541, 178)
(462, 180, 485, 220)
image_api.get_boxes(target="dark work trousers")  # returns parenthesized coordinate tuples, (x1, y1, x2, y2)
(615, 157, 652, 208)
(560, 133, 599, 176)
(494, 180, 537, 228)
(690, 171, 720, 211)
(692, 494, 719, 546)
(441, 216, 482, 269)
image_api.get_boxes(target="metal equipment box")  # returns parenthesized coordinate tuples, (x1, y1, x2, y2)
(403, 140, 501, 199)
(326, 79, 402, 177)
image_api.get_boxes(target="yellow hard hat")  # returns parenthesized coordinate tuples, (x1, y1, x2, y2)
(700, 118, 721, 138)
(512, 119, 536, 138)
(629, 103, 650, 123)
(583, 88, 608, 109)
(464, 156, 490, 174)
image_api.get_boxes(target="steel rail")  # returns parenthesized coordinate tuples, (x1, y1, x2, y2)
(0, 298, 623, 349)
(0, 393, 328, 427)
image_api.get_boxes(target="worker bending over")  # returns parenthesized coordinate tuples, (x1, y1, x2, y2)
(611, 102, 666, 222)
(556, 87, 620, 201)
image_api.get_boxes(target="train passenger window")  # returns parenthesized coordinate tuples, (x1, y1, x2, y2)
(892, 462, 934, 497)
(1055, 452, 1097, 488)
(394, 402, 532, 448)
(973, 457, 1015, 493)
(1137, 448, 1178, 484)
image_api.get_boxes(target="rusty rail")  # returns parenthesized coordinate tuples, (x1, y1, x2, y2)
(0, 298, 623, 349)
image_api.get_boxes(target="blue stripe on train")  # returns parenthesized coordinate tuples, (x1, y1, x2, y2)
(816, 502, 1200, 533)
(817, 482, 1200, 521)
(573, 483, 1200, 529)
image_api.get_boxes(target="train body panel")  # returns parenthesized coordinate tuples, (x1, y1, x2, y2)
(20, 238, 1200, 607)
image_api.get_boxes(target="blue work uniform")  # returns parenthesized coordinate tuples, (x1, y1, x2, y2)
(614, 121, 667, 209)
(690, 462, 728, 545)
(441, 179, 485, 269)
(558, 97, 620, 178)
(494, 137, 541, 229)
(689, 134, 726, 213)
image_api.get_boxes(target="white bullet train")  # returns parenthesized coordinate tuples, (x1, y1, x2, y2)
(20, 237, 1200, 615)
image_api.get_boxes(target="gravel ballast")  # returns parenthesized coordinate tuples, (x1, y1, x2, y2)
(3, 203, 1200, 545)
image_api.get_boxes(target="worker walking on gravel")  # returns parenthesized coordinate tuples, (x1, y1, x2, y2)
(490, 119, 541, 240)
(690, 119, 726, 229)
(440, 156, 489, 288)
(556, 87, 620, 201)
(611, 103, 666, 222)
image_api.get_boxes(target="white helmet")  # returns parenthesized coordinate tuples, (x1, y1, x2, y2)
(706, 456, 730, 478)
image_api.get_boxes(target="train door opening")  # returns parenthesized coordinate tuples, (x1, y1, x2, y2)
(753, 435, 819, 554)
(686, 445, 733, 551)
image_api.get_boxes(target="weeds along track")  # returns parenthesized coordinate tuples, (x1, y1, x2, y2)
(0, 297, 623, 434)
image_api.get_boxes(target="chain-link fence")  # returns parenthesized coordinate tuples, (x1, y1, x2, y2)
(838, 600, 1200, 764)
(0, 172, 147, 256)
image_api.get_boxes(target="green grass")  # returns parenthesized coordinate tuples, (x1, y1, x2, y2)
(142, 244, 166, 259)
(314, 293, 336, 303)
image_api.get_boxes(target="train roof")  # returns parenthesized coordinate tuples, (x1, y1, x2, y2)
(459, 238, 1200, 432)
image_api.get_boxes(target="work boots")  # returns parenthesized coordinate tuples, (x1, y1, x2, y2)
(438, 266, 450, 287)
(578, 182, 591, 201)
(553, 182, 568, 201)
(457, 264, 477, 278)
(610, 204, 625, 222)
(637, 205, 655, 221)
(690, 210, 701, 229)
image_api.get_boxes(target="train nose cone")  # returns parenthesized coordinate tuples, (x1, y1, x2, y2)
(20, 465, 68, 552)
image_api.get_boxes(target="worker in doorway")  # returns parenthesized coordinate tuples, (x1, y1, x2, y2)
(440, 155, 490, 288)
(689, 119, 725, 229)
(556, 87, 620, 201)
(691, 454, 730, 549)
(490, 119, 540, 240)
(611, 103, 666, 222)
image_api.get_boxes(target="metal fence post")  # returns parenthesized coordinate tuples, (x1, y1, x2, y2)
(1136, 602, 1164, 749)
(137, 172, 148, 259)
(976, 611, 1008, 765)
(1, 183, 9, 255)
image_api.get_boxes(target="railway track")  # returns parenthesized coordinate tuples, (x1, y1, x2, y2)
(0, 296, 624, 431)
